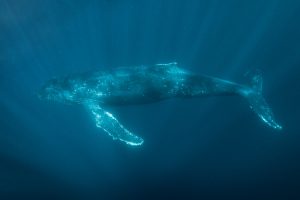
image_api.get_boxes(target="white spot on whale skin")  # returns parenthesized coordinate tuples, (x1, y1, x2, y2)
(105, 111, 113, 118)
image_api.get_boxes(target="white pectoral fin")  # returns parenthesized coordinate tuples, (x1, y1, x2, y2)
(86, 103, 144, 146)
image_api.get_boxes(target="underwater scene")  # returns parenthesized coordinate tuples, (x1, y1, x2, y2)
(1, 0, 300, 199)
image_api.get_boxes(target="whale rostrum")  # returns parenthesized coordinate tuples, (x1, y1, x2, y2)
(38, 62, 282, 146)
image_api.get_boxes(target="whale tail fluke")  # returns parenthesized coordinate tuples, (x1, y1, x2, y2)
(241, 70, 282, 130)
(248, 69, 263, 94)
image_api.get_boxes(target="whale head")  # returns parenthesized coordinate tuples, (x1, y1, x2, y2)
(38, 78, 74, 104)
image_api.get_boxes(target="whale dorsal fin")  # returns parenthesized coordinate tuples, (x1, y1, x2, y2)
(85, 102, 144, 146)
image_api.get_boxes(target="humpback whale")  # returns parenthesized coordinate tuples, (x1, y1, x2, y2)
(38, 62, 282, 146)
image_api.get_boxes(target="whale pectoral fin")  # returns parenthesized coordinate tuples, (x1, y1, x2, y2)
(85, 103, 144, 146)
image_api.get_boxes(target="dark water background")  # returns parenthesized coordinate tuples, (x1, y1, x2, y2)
(1, 0, 300, 199)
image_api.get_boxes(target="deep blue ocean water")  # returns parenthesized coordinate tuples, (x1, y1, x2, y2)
(1, 0, 300, 199)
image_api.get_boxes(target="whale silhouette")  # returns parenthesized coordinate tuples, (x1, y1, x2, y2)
(38, 62, 282, 146)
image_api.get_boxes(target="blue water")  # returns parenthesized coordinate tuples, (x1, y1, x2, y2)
(1, 0, 300, 199)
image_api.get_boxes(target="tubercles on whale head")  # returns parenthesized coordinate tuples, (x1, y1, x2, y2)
(38, 78, 73, 103)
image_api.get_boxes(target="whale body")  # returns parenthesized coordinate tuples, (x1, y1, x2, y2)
(38, 62, 282, 146)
